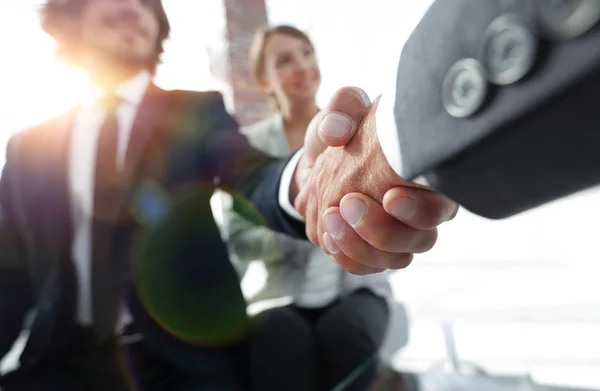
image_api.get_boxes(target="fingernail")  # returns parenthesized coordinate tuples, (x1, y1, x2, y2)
(389, 197, 417, 221)
(319, 113, 354, 138)
(324, 213, 346, 238)
(350, 87, 371, 107)
(341, 198, 366, 227)
(323, 233, 340, 254)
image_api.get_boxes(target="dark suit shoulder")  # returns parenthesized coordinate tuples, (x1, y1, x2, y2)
(4, 111, 73, 162)
(157, 89, 230, 128)
(165, 89, 225, 108)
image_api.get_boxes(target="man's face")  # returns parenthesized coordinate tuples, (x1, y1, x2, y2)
(79, 0, 160, 68)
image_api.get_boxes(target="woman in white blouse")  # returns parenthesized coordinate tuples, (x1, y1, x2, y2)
(225, 25, 394, 391)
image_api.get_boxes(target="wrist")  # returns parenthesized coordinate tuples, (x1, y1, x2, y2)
(346, 99, 407, 199)
(290, 155, 307, 203)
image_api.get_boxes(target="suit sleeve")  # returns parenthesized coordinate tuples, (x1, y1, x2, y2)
(0, 136, 34, 364)
(200, 92, 306, 238)
(379, 0, 600, 218)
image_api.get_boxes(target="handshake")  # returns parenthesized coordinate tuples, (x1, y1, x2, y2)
(290, 87, 459, 274)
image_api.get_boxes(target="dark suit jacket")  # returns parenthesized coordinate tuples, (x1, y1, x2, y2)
(393, 0, 600, 218)
(0, 86, 305, 375)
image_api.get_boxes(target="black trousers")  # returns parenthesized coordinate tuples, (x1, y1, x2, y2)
(249, 289, 390, 391)
(2, 291, 388, 391)
(1, 327, 249, 391)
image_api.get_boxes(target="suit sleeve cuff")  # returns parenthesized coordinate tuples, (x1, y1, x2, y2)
(375, 92, 430, 187)
(375, 92, 404, 177)
(278, 148, 304, 222)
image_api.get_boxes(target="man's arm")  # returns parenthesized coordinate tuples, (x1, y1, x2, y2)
(0, 137, 34, 366)
(378, 0, 600, 218)
(200, 92, 305, 238)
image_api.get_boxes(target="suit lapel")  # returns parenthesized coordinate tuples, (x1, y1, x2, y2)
(41, 112, 75, 264)
(114, 84, 169, 216)
(125, 84, 169, 174)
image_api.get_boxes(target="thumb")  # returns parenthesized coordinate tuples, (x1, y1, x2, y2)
(303, 87, 371, 164)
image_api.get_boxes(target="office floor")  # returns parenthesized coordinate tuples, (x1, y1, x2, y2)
(370, 368, 598, 391)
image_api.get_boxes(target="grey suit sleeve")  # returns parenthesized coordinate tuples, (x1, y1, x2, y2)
(387, 0, 600, 218)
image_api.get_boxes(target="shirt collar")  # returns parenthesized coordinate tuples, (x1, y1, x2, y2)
(114, 71, 152, 106)
(82, 71, 152, 108)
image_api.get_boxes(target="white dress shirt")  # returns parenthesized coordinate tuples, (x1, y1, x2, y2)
(278, 149, 305, 221)
(69, 71, 152, 328)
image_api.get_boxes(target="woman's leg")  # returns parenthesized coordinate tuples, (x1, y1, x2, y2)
(250, 306, 319, 391)
(313, 290, 389, 391)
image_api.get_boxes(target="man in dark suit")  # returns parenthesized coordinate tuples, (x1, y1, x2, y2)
(296, 0, 600, 254)
(0, 0, 459, 390)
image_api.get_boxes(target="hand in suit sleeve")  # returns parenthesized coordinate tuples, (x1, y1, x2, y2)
(375, 0, 600, 218)
(204, 88, 457, 275)
(201, 90, 422, 275)
(0, 138, 34, 365)
(294, 88, 459, 275)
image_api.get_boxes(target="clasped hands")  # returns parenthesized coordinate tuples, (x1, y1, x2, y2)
(292, 87, 459, 274)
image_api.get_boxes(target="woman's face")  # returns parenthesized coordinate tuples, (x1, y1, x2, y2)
(260, 33, 321, 106)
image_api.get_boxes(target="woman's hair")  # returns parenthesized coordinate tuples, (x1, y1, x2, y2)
(39, 0, 171, 73)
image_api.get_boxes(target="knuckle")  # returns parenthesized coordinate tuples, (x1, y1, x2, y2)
(307, 229, 319, 245)
(420, 206, 443, 228)
(336, 256, 367, 275)
(401, 253, 414, 268)
(361, 224, 389, 251)
(294, 200, 306, 216)
(348, 265, 371, 275)
(306, 220, 319, 245)
(372, 253, 392, 270)
(390, 253, 414, 270)
(365, 233, 385, 252)
(413, 229, 438, 254)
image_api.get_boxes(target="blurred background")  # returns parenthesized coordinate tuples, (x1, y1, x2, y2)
(1, 1, 599, 390)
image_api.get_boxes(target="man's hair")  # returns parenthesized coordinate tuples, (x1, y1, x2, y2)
(40, 0, 171, 73)
(249, 25, 315, 82)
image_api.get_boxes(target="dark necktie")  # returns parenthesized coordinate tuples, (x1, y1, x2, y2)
(91, 96, 127, 340)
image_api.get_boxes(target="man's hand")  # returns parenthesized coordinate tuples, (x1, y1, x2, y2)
(295, 87, 459, 274)
(289, 87, 369, 202)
